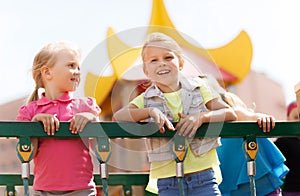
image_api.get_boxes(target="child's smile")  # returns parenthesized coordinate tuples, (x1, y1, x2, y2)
(157, 69, 171, 75)
(142, 46, 183, 92)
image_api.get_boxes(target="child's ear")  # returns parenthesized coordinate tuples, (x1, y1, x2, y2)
(143, 64, 149, 76)
(40, 66, 52, 80)
(179, 58, 184, 70)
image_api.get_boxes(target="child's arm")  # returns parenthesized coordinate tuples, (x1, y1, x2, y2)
(223, 92, 275, 133)
(113, 103, 175, 133)
(113, 104, 153, 122)
(233, 107, 275, 133)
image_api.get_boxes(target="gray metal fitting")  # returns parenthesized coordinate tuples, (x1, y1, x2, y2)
(100, 163, 108, 179)
(176, 162, 184, 178)
(247, 161, 256, 176)
(21, 162, 30, 179)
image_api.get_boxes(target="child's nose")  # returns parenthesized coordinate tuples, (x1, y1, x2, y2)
(74, 68, 80, 74)
(159, 60, 166, 67)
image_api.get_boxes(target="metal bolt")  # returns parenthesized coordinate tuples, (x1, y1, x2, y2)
(177, 145, 184, 151)
(8, 191, 14, 196)
(22, 145, 30, 151)
(125, 190, 131, 195)
(248, 142, 257, 150)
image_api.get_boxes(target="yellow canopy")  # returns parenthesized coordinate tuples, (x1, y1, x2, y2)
(83, 0, 252, 106)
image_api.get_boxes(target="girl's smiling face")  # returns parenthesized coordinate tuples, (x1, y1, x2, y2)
(42, 49, 81, 99)
(51, 50, 81, 92)
(142, 45, 184, 93)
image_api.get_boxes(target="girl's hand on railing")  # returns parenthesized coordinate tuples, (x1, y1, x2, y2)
(32, 114, 59, 136)
(256, 114, 275, 133)
(148, 108, 175, 134)
(69, 112, 99, 134)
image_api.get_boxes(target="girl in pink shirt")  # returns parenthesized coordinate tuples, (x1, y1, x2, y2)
(16, 41, 101, 196)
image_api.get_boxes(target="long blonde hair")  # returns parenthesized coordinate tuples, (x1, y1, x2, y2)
(205, 74, 248, 109)
(28, 41, 80, 103)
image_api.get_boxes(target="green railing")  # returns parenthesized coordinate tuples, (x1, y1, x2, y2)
(1, 121, 300, 196)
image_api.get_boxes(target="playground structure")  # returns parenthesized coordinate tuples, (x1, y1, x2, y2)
(0, 1, 290, 195)
(1, 121, 300, 196)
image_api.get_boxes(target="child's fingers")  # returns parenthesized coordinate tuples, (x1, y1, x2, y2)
(189, 127, 198, 138)
(43, 119, 50, 135)
(159, 120, 174, 134)
(43, 118, 53, 136)
(178, 122, 190, 136)
(260, 117, 268, 133)
(36, 114, 59, 136)
(257, 118, 265, 132)
(266, 116, 276, 132)
(71, 117, 90, 133)
(271, 116, 276, 129)
(266, 117, 271, 132)
(50, 117, 56, 136)
(175, 113, 185, 130)
(178, 113, 184, 118)
(69, 119, 74, 132)
(78, 118, 88, 132)
(159, 127, 165, 134)
(69, 119, 77, 134)
(54, 115, 60, 131)
(258, 115, 276, 133)
(165, 119, 175, 131)
(74, 118, 82, 133)
(153, 113, 166, 131)
(263, 119, 268, 133)
(175, 121, 181, 130)
(54, 120, 60, 132)
(265, 117, 275, 132)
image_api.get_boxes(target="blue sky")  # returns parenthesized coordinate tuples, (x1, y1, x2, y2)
(0, 0, 300, 104)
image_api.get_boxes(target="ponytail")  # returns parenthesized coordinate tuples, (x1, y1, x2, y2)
(27, 87, 40, 103)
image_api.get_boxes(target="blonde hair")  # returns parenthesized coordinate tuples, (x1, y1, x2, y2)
(28, 41, 80, 102)
(141, 32, 184, 63)
(205, 75, 248, 109)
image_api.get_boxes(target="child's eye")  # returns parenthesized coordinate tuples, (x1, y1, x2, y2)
(68, 63, 80, 71)
(165, 56, 173, 61)
(150, 59, 158, 63)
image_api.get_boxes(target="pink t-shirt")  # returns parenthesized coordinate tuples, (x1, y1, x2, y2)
(16, 92, 101, 191)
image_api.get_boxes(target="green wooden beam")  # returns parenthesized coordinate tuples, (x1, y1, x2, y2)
(1, 121, 300, 194)
(0, 174, 148, 186)
(1, 121, 300, 138)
